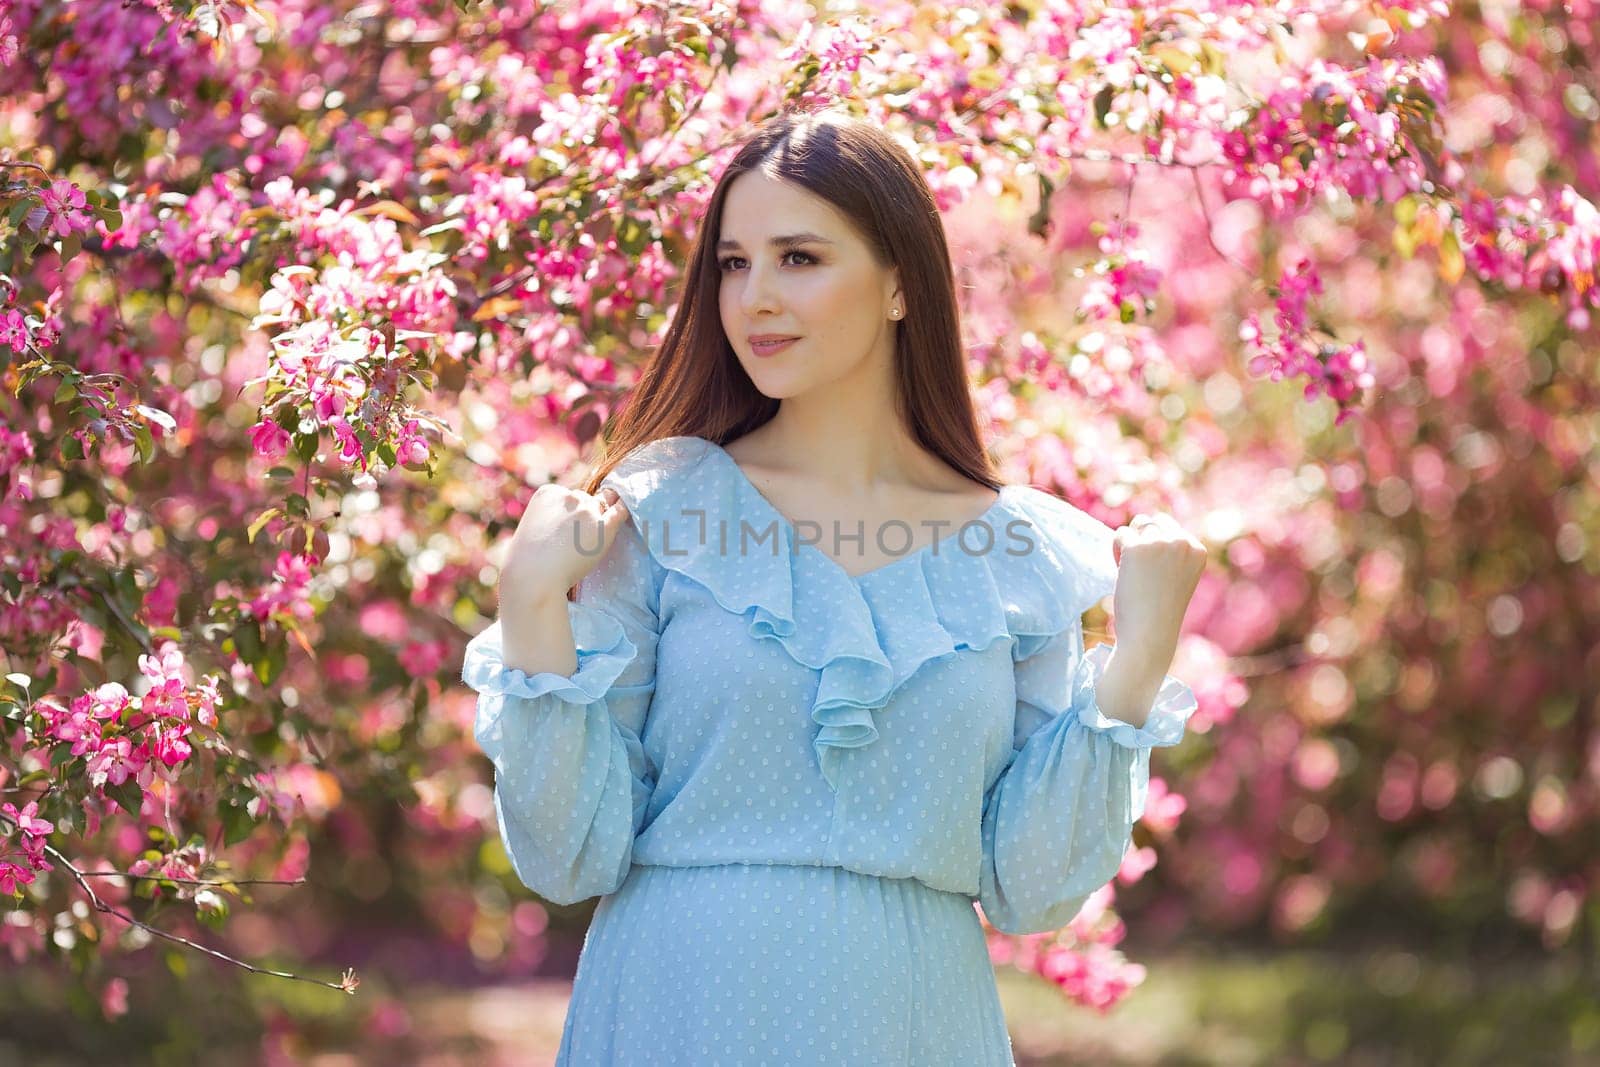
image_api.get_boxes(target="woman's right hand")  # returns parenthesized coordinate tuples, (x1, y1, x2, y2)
(499, 483, 631, 606)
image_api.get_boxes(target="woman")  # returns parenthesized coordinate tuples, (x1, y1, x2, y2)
(462, 107, 1206, 1065)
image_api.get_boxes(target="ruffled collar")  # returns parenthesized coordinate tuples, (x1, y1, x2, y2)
(599, 435, 1120, 792)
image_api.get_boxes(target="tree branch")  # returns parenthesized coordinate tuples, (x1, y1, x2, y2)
(1191, 166, 1256, 274)
(36, 836, 359, 994)
(74, 869, 309, 888)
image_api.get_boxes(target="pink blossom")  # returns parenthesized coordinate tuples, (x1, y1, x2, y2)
(395, 419, 429, 467)
(86, 736, 142, 789)
(0, 309, 27, 353)
(250, 420, 291, 461)
(148, 724, 193, 768)
(0, 15, 16, 69)
(38, 179, 92, 239)
(100, 977, 129, 1020)
(1116, 844, 1158, 885)
(1, 801, 53, 838)
(0, 860, 38, 895)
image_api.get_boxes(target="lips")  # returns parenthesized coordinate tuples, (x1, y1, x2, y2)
(750, 337, 799, 356)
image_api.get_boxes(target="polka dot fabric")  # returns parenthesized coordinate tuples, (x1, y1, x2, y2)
(461, 436, 1200, 1065)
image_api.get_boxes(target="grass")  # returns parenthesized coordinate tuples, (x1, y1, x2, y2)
(1, 943, 1596, 1065)
(995, 947, 1600, 1067)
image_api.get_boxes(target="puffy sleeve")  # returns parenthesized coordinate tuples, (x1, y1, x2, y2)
(977, 619, 1198, 935)
(462, 516, 663, 906)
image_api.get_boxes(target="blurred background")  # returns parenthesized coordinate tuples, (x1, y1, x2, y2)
(1, 0, 1596, 1064)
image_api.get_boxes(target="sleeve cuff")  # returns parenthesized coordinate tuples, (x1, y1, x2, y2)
(461, 600, 637, 706)
(1072, 641, 1198, 748)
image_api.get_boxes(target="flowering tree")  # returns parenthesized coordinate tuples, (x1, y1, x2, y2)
(2, 0, 1595, 1029)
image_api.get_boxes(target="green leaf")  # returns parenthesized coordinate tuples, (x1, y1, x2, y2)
(132, 424, 155, 464)
(294, 432, 318, 463)
(107, 779, 143, 817)
(114, 566, 139, 602)
(479, 836, 512, 876)
(1027, 171, 1056, 237)
(617, 215, 651, 255)
(1093, 84, 1115, 128)
(235, 621, 263, 665)
(254, 641, 286, 686)
(60, 434, 83, 461)
(4, 672, 32, 689)
(247, 507, 282, 544)
(221, 799, 254, 846)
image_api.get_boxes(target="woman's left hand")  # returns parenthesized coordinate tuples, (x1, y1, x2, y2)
(1109, 512, 1206, 664)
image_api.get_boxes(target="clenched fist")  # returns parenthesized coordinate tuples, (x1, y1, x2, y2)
(1109, 512, 1206, 660)
(499, 483, 632, 607)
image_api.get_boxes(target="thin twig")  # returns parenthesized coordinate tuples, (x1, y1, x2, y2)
(1224, 642, 1311, 678)
(637, 30, 726, 175)
(0, 819, 305, 895)
(89, 584, 153, 655)
(73, 870, 309, 887)
(1190, 166, 1256, 274)
(0, 160, 51, 178)
(1124, 159, 1137, 223)
(35, 838, 358, 993)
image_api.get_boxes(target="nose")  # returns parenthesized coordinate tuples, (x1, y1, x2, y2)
(737, 262, 782, 318)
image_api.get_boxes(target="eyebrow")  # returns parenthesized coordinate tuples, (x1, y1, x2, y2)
(715, 232, 836, 252)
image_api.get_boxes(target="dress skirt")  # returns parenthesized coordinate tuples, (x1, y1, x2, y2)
(555, 862, 1017, 1066)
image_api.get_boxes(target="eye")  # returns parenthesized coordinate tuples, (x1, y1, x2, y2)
(717, 251, 817, 271)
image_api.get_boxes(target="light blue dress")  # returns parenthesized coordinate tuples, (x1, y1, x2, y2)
(462, 435, 1198, 1065)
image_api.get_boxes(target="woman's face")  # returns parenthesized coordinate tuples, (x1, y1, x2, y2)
(716, 170, 902, 400)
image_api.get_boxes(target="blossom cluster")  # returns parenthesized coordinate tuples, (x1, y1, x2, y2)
(0, 801, 54, 897)
(37, 646, 221, 793)
(1239, 258, 1376, 424)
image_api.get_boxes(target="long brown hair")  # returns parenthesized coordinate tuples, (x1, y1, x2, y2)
(581, 105, 999, 494)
